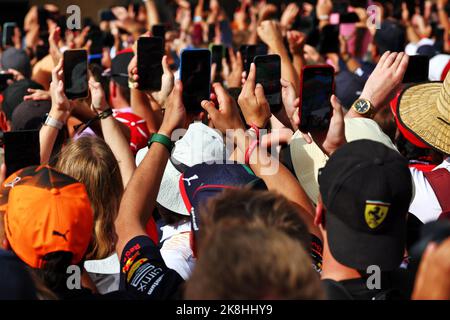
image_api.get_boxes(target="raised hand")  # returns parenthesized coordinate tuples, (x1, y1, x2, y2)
(238, 63, 271, 128)
(356, 51, 409, 114)
(200, 83, 245, 134)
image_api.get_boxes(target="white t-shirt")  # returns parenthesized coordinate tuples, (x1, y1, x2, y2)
(160, 222, 196, 280)
(84, 254, 120, 295)
(409, 158, 450, 223)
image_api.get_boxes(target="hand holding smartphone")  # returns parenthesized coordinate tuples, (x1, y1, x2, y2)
(254, 54, 282, 113)
(180, 49, 211, 113)
(299, 65, 335, 133)
(63, 50, 88, 100)
(137, 37, 164, 91)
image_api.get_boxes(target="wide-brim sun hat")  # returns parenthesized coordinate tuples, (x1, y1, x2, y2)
(397, 72, 450, 155)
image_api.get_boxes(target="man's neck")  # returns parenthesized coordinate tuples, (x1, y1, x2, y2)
(321, 240, 362, 282)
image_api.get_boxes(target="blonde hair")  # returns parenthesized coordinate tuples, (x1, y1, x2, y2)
(56, 137, 123, 260)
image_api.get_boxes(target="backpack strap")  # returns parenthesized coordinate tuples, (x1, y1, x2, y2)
(424, 169, 450, 220)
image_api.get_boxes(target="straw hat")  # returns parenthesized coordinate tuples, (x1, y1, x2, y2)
(397, 72, 450, 155)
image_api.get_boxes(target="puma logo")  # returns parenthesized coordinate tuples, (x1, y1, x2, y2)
(52, 230, 70, 242)
(5, 177, 21, 188)
(182, 175, 199, 186)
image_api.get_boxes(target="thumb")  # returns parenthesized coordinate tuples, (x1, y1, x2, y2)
(330, 95, 344, 119)
(162, 55, 171, 74)
(200, 100, 218, 118)
(0, 163, 6, 184)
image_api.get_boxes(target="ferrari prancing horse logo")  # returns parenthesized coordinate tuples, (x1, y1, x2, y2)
(364, 201, 390, 229)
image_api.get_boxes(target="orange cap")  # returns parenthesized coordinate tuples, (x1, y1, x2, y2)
(0, 166, 94, 268)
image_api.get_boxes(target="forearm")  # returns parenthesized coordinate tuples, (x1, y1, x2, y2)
(145, 0, 160, 30)
(40, 110, 67, 164)
(115, 133, 170, 256)
(272, 42, 300, 92)
(131, 88, 163, 133)
(292, 53, 305, 79)
(101, 116, 136, 187)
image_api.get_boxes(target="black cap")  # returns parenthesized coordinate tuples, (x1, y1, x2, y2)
(111, 50, 134, 88)
(374, 20, 406, 54)
(318, 140, 413, 271)
(335, 71, 366, 110)
(1, 48, 31, 79)
(2, 79, 44, 120)
(11, 100, 51, 131)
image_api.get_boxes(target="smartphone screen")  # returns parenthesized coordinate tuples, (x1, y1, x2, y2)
(63, 50, 88, 100)
(300, 66, 334, 132)
(319, 25, 339, 54)
(137, 37, 164, 91)
(4, 130, 41, 178)
(181, 49, 211, 113)
(403, 55, 430, 84)
(240, 45, 257, 77)
(211, 45, 224, 77)
(3, 23, 16, 47)
(254, 54, 282, 112)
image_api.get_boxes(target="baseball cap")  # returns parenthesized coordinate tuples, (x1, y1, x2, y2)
(335, 71, 365, 110)
(0, 249, 37, 300)
(429, 54, 450, 81)
(114, 111, 149, 155)
(1, 48, 31, 79)
(318, 140, 413, 271)
(179, 162, 266, 254)
(374, 20, 406, 54)
(136, 122, 227, 216)
(11, 100, 51, 131)
(111, 49, 134, 88)
(2, 79, 44, 120)
(0, 165, 94, 268)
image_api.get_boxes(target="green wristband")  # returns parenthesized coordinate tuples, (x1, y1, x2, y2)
(148, 133, 173, 153)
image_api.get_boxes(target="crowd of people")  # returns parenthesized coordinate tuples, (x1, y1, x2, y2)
(0, 0, 449, 301)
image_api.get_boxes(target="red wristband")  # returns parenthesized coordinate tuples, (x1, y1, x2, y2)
(250, 124, 261, 140)
(245, 139, 259, 165)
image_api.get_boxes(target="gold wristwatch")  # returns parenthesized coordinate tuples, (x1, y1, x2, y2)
(351, 98, 376, 118)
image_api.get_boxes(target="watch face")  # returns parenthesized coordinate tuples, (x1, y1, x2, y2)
(355, 100, 370, 114)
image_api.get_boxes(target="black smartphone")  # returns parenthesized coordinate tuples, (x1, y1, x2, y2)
(211, 44, 224, 77)
(240, 45, 257, 77)
(180, 49, 211, 113)
(2, 22, 16, 48)
(137, 37, 164, 92)
(87, 30, 103, 65)
(299, 65, 335, 132)
(0, 72, 14, 92)
(403, 55, 430, 84)
(152, 24, 166, 46)
(4, 130, 41, 178)
(100, 9, 117, 22)
(319, 25, 340, 54)
(254, 54, 282, 113)
(63, 50, 89, 100)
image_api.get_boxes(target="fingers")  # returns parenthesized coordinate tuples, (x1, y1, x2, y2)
(255, 83, 268, 107)
(377, 50, 391, 68)
(396, 53, 409, 79)
(51, 58, 64, 83)
(243, 63, 256, 93)
(0, 163, 6, 184)
(235, 51, 243, 68)
(382, 52, 398, 69)
(212, 82, 230, 108)
(228, 47, 236, 65)
(162, 55, 171, 74)
(201, 100, 218, 117)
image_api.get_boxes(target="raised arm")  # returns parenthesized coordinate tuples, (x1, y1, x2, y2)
(115, 81, 186, 257)
(89, 79, 136, 187)
(40, 59, 73, 164)
(257, 20, 300, 92)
